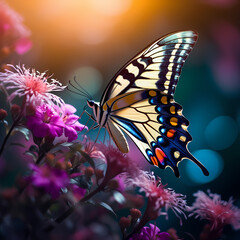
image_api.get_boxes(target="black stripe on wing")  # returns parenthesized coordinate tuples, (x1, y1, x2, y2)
(100, 31, 198, 105)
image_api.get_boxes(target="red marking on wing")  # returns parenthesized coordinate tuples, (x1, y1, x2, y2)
(167, 129, 176, 138)
(155, 148, 166, 164)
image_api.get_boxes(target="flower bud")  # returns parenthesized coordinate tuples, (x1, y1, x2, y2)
(25, 104, 36, 116)
(55, 161, 66, 170)
(167, 228, 179, 240)
(95, 169, 104, 180)
(0, 109, 7, 120)
(45, 153, 55, 166)
(10, 104, 21, 120)
(107, 179, 119, 190)
(66, 161, 72, 169)
(84, 166, 94, 177)
(130, 208, 142, 219)
(119, 217, 131, 229)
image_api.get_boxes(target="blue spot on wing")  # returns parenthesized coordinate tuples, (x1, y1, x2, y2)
(112, 116, 147, 143)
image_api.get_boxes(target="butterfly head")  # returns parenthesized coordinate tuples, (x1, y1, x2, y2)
(87, 99, 95, 108)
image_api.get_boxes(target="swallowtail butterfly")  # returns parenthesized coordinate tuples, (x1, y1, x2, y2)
(83, 30, 209, 177)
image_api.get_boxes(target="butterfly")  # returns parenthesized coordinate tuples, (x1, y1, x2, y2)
(81, 30, 209, 178)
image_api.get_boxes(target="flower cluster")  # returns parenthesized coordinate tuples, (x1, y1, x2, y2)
(29, 163, 69, 199)
(129, 224, 170, 240)
(0, 65, 65, 108)
(0, 12, 240, 239)
(0, 0, 31, 57)
(128, 171, 187, 222)
(190, 190, 240, 230)
(27, 103, 86, 141)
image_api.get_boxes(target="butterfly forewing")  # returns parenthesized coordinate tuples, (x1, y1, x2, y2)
(100, 30, 198, 107)
(98, 30, 209, 177)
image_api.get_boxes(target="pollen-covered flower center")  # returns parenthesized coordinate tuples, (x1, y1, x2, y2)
(25, 76, 48, 95)
(62, 114, 69, 123)
(43, 112, 51, 123)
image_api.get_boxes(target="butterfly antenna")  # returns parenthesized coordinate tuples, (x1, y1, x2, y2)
(73, 76, 93, 100)
(67, 80, 89, 98)
(66, 85, 86, 98)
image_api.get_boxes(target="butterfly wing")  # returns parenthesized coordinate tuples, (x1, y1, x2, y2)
(100, 30, 209, 177)
(108, 90, 209, 177)
(100, 30, 198, 108)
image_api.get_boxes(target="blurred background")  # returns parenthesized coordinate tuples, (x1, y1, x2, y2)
(1, 0, 240, 238)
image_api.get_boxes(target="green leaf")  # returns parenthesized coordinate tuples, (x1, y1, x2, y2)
(10, 142, 26, 148)
(25, 150, 37, 161)
(78, 150, 95, 168)
(3, 120, 8, 127)
(98, 202, 116, 217)
(113, 191, 126, 204)
(12, 126, 30, 141)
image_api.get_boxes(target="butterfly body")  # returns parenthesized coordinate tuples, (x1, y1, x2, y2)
(86, 31, 209, 177)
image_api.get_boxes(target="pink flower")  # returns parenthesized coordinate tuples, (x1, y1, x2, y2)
(129, 224, 170, 240)
(189, 190, 240, 230)
(29, 163, 69, 199)
(129, 171, 187, 222)
(14, 37, 32, 55)
(0, 65, 65, 108)
(0, 1, 31, 55)
(60, 104, 87, 142)
(26, 104, 65, 138)
(96, 143, 139, 183)
(84, 140, 106, 161)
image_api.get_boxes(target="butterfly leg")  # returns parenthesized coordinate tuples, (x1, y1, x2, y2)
(79, 109, 96, 122)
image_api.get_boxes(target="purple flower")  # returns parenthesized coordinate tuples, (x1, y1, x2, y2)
(29, 163, 69, 199)
(70, 184, 86, 201)
(60, 104, 87, 142)
(129, 224, 170, 240)
(27, 104, 65, 138)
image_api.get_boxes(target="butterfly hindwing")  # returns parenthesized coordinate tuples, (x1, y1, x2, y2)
(109, 90, 208, 177)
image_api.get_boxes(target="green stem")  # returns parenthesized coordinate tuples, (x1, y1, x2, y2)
(44, 182, 106, 232)
(124, 200, 151, 240)
(0, 119, 19, 157)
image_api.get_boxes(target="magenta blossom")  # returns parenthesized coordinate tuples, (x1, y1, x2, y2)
(27, 104, 65, 138)
(60, 104, 87, 142)
(129, 224, 170, 240)
(189, 190, 240, 230)
(70, 184, 86, 201)
(29, 163, 69, 199)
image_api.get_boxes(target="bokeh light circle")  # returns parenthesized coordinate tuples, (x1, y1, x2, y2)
(68, 66, 103, 97)
(204, 116, 238, 150)
(185, 149, 224, 184)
